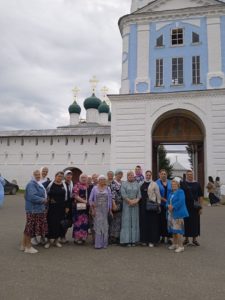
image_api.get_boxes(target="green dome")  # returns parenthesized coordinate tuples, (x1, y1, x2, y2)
(84, 93, 101, 110)
(108, 112, 111, 122)
(68, 101, 81, 114)
(98, 101, 110, 114)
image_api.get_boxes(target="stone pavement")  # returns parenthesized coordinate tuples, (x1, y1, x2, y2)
(0, 194, 225, 300)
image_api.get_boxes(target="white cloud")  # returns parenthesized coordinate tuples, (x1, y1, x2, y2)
(0, 0, 130, 130)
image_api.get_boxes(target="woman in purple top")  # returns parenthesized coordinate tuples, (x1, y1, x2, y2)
(89, 175, 112, 249)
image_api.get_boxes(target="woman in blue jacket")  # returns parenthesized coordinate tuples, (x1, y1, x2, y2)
(0, 175, 5, 207)
(167, 179, 189, 253)
(21, 170, 48, 254)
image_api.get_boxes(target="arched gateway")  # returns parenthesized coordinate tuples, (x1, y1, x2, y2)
(152, 109, 205, 188)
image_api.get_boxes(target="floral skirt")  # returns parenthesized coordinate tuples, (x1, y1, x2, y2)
(167, 212, 184, 235)
(72, 210, 89, 241)
(24, 212, 48, 238)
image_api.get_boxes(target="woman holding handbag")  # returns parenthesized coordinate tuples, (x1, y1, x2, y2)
(139, 170, 161, 248)
(89, 175, 112, 249)
(72, 174, 89, 244)
(167, 179, 189, 253)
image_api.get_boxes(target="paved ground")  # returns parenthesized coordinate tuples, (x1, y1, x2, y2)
(0, 194, 225, 300)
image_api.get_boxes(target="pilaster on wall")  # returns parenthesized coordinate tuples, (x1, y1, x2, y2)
(135, 24, 150, 93)
(207, 16, 225, 89)
(120, 26, 130, 94)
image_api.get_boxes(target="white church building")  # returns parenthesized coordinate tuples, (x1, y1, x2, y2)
(1, 0, 225, 190)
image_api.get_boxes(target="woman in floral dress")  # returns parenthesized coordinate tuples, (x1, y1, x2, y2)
(72, 174, 89, 244)
(109, 169, 123, 244)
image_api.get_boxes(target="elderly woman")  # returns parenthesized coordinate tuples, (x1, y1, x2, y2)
(89, 175, 112, 249)
(40, 167, 51, 188)
(45, 171, 66, 249)
(140, 170, 161, 247)
(72, 174, 89, 244)
(167, 179, 189, 253)
(0, 174, 5, 207)
(109, 169, 123, 244)
(120, 171, 141, 246)
(107, 171, 114, 185)
(59, 170, 74, 244)
(21, 170, 48, 254)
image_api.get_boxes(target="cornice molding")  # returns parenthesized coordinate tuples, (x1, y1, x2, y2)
(119, 4, 225, 33)
(108, 89, 225, 102)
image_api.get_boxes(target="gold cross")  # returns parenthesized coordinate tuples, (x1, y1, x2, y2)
(101, 86, 111, 107)
(72, 87, 80, 101)
(89, 76, 99, 93)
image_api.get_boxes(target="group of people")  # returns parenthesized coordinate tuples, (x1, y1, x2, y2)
(21, 166, 204, 254)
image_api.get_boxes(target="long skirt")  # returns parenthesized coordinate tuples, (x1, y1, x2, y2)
(168, 212, 184, 235)
(184, 208, 200, 238)
(109, 211, 122, 240)
(160, 206, 172, 238)
(24, 212, 48, 238)
(72, 209, 89, 241)
(140, 210, 160, 244)
(47, 204, 65, 239)
(120, 205, 139, 244)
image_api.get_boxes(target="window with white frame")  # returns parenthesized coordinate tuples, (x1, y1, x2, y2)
(171, 28, 183, 45)
(156, 59, 164, 87)
(172, 57, 184, 85)
(192, 56, 201, 84)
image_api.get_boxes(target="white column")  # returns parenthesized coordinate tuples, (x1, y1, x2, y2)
(70, 114, 79, 126)
(135, 24, 150, 93)
(86, 109, 99, 123)
(99, 113, 108, 125)
(207, 17, 225, 88)
(120, 26, 130, 94)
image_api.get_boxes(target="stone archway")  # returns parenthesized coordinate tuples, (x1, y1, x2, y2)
(152, 109, 205, 189)
(63, 167, 82, 184)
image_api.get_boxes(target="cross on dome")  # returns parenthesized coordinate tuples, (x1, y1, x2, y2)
(89, 76, 99, 93)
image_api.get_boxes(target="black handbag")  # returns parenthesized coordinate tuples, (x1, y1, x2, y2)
(146, 199, 161, 213)
(193, 200, 202, 210)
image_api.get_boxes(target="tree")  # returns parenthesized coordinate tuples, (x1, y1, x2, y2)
(186, 144, 194, 169)
(158, 145, 173, 179)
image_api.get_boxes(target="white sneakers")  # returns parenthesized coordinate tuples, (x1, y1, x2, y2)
(31, 237, 39, 246)
(168, 244, 184, 253)
(44, 240, 62, 249)
(168, 244, 177, 250)
(24, 247, 38, 254)
(175, 247, 184, 253)
(148, 243, 154, 248)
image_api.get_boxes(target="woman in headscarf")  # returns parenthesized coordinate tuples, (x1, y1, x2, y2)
(89, 175, 112, 249)
(167, 179, 189, 253)
(59, 170, 74, 243)
(109, 169, 123, 245)
(140, 170, 161, 247)
(40, 167, 51, 189)
(44, 171, 66, 249)
(21, 170, 48, 254)
(120, 171, 141, 246)
(72, 174, 89, 244)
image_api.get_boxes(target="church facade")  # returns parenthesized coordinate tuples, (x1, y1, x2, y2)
(109, 0, 225, 189)
(1, 0, 225, 189)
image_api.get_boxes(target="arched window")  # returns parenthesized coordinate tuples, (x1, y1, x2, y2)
(21, 138, 24, 146)
(35, 138, 38, 146)
(95, 137, 98, 145)
(50, 137, 53, 145)
(65, 137, 69, 145)
(81, 138, 84, 145)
